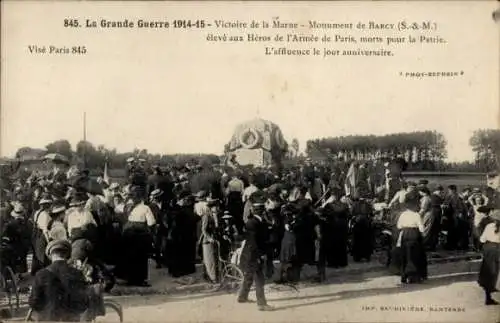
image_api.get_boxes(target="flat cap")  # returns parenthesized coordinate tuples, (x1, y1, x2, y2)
(45, 239, 72, 258)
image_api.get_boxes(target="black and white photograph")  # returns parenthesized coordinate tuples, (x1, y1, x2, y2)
(1, 1, 499, 322)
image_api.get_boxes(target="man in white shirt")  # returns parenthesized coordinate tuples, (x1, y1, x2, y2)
(66, 192, 97, 242)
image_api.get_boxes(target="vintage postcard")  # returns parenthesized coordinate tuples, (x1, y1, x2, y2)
(1, 1, 499, 322)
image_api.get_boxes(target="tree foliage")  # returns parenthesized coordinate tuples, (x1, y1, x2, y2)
(469, 129, 500, 172)
(45, 140, 72, 159)
(306, 131, 447, 170)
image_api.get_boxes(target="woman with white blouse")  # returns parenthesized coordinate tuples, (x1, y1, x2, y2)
(396, 190, 428, 284)
(119, 186, 156, 287)
(477, 210, 500, 305)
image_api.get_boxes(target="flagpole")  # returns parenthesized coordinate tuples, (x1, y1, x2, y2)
(83, 112, 87, 169)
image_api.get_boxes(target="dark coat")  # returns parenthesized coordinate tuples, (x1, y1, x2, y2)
(29, 260, 89, 322)
(239, 215, 270, 273)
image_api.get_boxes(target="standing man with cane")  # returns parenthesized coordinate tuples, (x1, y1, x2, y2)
(237, 191, 274, 311)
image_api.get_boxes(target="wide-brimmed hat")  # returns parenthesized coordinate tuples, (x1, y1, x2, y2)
(109, 182, 120, 190)
(126, 157, 135, 163)
(150, 189, 163, 198)
(45, 239, 72, 258)
(39, 195, 53, 205)
(51, 205, 67, 214)
(222, 211, 232, 219)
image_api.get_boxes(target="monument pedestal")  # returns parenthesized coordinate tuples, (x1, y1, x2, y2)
(231, 148, 273, 167)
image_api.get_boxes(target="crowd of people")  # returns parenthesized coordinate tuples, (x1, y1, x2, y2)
(0, 155, 499, 316)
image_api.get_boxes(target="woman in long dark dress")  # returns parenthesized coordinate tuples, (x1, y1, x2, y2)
(419, 187, 439, 251)
(350, 196, 374, 262)
(166, 191, 199, 277)
(120, 186, 156, 287)
(396, 190, 428, 284)
(328, 200, 350, 268)
(477, 210, 500, 305)
(276, 203, 300, 283)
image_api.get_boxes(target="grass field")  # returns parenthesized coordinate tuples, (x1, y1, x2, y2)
(404, 173, 486, 191)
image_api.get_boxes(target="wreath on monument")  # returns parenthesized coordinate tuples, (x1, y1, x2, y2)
(239, 128, 261, 149)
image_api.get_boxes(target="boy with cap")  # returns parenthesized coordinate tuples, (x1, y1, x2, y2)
(29, 240, 89, 321)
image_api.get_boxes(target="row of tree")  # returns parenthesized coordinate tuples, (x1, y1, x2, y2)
(469, 129, 500, 172)
(14, 140, 220, 173)
(10, 129, 500, 173)
(305, 131, 447, 170)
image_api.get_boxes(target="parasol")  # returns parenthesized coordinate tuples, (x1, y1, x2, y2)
(43, 153, 70, 165)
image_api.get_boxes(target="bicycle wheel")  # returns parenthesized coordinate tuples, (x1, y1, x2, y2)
(220, 264, 243, 292)
(93, 300, 123, 323)
(0, 273, 13, 315)
(4, 266, 20, 310)
(24, 308, 34, 321)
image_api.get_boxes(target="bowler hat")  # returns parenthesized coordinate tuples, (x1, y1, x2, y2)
(45, 239, 72, 258)
(418, 179, 429, 185)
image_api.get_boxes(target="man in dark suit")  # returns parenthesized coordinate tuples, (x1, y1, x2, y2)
(29, 239, 89, 322)
(237, 192, 274, 311)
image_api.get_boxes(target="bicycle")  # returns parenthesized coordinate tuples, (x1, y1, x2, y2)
(24, 299, 123, 322)
(0, 265, 20, 314)
(215, 240, 244, 293)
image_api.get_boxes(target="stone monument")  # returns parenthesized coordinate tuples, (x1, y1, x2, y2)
(225, 118, 288, 167)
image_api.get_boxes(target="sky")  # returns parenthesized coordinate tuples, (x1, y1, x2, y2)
(1, 1, 499, 162)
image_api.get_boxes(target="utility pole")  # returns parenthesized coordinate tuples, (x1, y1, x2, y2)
(83, 112, 87, 169)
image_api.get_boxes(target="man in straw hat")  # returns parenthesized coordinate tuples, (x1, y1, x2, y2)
(29, 239, 90, 321)
(237, 192, 274, 311)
